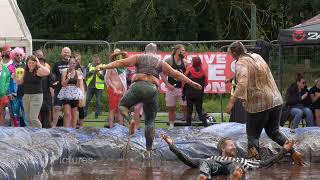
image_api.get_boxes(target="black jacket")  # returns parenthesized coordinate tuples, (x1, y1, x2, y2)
(41, 74, 55, 111)
(285, 83, 311, 107)
(183, 73, 205, 98)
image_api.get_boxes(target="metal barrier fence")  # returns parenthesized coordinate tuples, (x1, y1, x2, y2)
(112, 40, 257, 52)
(270, 44, 320, 94)
(33, 39, 111, 65)
(112, 41, 195, 52)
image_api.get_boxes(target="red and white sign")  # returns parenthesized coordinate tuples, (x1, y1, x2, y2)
(127, 52, 235, 94)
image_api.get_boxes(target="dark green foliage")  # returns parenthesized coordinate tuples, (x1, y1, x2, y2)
(17, 0, 320, 41)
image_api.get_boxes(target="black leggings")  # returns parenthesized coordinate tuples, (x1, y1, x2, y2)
(119, 81, 159, 151)
(39, 110, 51, 128)
(169, 144, 239, 179)
(246, 105, 288, 159)
(78, 107, 85, 119)
(186, 95, 208, 127)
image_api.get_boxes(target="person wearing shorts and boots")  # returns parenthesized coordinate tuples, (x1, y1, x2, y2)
(161, 44, 188, 129)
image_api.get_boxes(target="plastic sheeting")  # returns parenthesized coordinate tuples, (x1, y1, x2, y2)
(0, 123, 320, 179)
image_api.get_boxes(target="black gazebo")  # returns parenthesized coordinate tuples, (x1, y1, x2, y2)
(278, 14, 320, 92)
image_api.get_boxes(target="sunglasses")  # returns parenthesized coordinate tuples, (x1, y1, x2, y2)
(15, 54, 23, 57)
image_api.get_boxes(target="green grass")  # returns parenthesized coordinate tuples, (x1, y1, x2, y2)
(85, 93, 230, 118)
(83, 111, 227, 129)
(83, 110, 298, 129)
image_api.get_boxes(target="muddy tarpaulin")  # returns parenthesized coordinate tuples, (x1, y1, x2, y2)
(0, 123, 319, 179)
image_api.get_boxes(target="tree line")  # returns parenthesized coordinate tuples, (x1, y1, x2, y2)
(18, 0, 320, 41)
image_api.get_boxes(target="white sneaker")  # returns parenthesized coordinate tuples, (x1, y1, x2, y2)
(169, 122, 174, 129)
(290, 128, 295, 133)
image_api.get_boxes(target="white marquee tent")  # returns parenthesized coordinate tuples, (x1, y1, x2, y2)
(0, 0, 32, 54)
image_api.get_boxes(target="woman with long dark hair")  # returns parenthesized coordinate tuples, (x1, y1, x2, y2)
(286, 73, 314, 131)
(14, 55, 50, 128)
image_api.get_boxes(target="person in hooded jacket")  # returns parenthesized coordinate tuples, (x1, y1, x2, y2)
(183, 56, 208, 127)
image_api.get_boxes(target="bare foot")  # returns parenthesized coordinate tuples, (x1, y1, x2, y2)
(230, 166, 244, 180)
(144, 150, 153, 160)
(160, 132, 173, 145)
(292, 151, 305, 166)
(129, 119, 135, 135)
(283, 139, 295, 152)
(198, 174, 207, 180)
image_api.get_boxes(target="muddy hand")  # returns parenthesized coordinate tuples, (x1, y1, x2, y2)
(160, 132, 173, 145)
(283, 139, 295, 152)
(166, 84, 175, 91)
(198, 174, 207, 180)
(230, 166, 245, 180)
(226, 102, 234, 114)
(190, 81, 202, 90)
(292, 151, 306, 166)
(225, 78, 232, 84)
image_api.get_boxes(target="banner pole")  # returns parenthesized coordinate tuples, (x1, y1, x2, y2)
(220, 93, 224, 122)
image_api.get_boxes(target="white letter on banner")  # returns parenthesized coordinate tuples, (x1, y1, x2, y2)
(186, 54, 196, 64)
(216, 54, 226, 63)
(212, 82, 226, 92)
(204, 84, 211, 92)
(208, 64, 226, 81)
(203, 54, 216, 64)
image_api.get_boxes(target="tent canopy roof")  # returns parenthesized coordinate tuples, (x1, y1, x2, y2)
(0, 0, 32, 54)
(278, 14, 320, 46)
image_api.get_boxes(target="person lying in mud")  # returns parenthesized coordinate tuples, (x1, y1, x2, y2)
(161, 133, 297, 180)
(99, 43, 202, 157)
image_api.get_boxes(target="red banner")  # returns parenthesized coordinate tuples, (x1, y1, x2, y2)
(126, 52, 235, 94)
